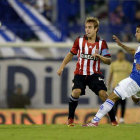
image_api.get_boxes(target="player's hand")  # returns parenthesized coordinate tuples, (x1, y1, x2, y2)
(57, 68, 63, 76)
(112, 35, 122, 46)
(92, 54, 101, 59)
(136, 64, 140, 71)
(92, 49, 100, 59)
(131, 96, 140, 104)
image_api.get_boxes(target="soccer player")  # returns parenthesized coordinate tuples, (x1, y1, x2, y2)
(83, 25, 140, 127)
(108, 50, 132, 123)
(57, 17, 117, 126)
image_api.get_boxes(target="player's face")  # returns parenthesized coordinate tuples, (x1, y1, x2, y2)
(135, 27, 140, 42)
(117, 52, 125, 61)
(85, 22, 97, 38)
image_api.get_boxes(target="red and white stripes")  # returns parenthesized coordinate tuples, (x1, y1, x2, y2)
(74, 37, 103, 75)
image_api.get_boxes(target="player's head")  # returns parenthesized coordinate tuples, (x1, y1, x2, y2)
(85, 17, 99, 38)
(135, 25, 140, 42)
(117, 50, 125, 61)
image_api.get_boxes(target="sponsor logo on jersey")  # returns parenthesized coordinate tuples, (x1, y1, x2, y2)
(80, 53, 98, 60)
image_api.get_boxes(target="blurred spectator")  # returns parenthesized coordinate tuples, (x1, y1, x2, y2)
(7, 84, 30, 108)
(122, 34, 132, 42)
(20, 0, 36, 6)
(109, 5, 126, 25)
(1, 0, 140, 42)
(20, 0, 53, 21)
(35, 0, 45, 13)
(121, 24, 133, 42)
(29, 0, 53, 21)
(42, 1, 53, 21)
(86, 0, 108, 22)
(134, 10, 140, 24)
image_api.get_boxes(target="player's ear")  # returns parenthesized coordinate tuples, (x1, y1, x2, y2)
(94, 27, 98, 33)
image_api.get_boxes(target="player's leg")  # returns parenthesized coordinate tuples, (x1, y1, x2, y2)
(98, 90, 117, 125)
(113, 99, 120, 116)
(68, 75, 86, 126)
(87, 74, 117, 125)
(92, 92, 120, 123)
(68, 88, 81, 120)
(84, 77, 140, 127)
(82, 92, 120, 127)
(120, 99, 126, 123)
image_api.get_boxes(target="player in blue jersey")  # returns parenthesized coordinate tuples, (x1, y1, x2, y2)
(83, 25, 140, 127)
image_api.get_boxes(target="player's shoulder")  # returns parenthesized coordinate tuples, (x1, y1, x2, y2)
(97, 36, 107, 46)
(74, 36, 80, 41)
(74, 35, 87, 41)
(97, 36, 107, 43)
(77, 35, 88, 39)
(98, 37, 108, 49)
(73, 36, 81, 44)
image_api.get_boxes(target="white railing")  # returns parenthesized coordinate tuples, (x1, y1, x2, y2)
(0, 42, 139, 48)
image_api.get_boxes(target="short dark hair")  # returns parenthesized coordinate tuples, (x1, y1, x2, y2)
(117, 49, 124, 54)
(136, 25, 140, 28)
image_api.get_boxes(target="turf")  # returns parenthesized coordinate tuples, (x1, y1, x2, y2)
(0, 124, 139, 140)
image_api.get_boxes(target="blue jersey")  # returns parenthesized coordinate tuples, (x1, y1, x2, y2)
(130, 46, 140, 87)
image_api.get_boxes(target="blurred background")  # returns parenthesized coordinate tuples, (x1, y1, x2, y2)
(0, 0, 139, 125)
(1, 0, 140, 42)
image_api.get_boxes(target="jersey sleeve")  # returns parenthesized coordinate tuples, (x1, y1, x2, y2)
(70, 37, 79, 55)
(101, 40, 111, 57)
(136, 57, 140, 64)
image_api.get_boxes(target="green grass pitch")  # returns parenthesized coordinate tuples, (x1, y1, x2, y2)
(0, 124, 139, 140)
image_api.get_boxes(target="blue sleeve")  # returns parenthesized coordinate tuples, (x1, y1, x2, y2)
(136, 52, 140, 64)
(136, 59, 140, 64)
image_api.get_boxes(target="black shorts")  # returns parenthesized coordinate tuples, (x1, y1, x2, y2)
(72, 74, 107, 96)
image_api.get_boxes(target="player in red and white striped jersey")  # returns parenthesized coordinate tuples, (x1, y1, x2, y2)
(71, 35, 110, 75)
(57, 17, 118, 126)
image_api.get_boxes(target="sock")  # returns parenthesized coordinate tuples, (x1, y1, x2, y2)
(108, 108, 116, 122)
(92, 99, 114, 123)
(68, 95, 79, 119)
(121, 99, 126, 118)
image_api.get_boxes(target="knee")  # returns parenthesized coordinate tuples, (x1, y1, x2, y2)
(72, 89, 81, 98)
(99, 90, 108, 101)
(108, 92, 120, 102)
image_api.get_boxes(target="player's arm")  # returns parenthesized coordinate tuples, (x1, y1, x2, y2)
(57, 37, 79, 76)
(113, 35, 136, 55)
(93, 40, 112, 65)
(57, 52, 74, 76)
(93, 54, 111, 65)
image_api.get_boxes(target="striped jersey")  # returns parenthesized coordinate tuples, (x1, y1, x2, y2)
(70, 35, 111, 75)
